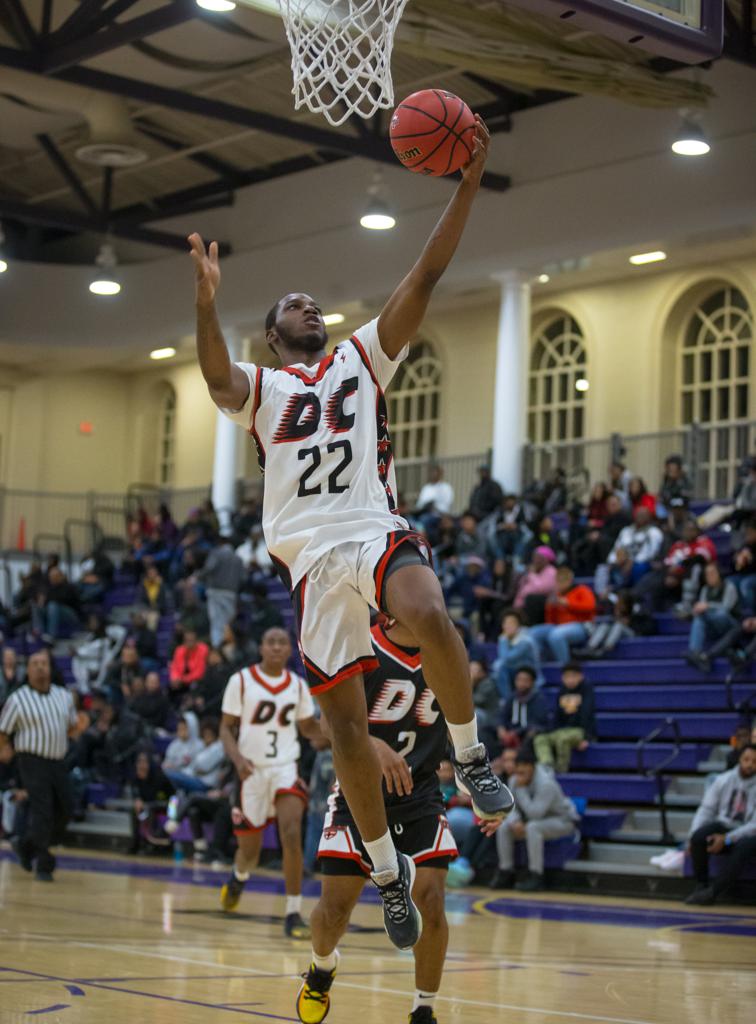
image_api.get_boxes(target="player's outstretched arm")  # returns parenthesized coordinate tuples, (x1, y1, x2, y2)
(220, 712, 255, 780)
(189, 232, 250, 411)
(377, 115, 490, 359)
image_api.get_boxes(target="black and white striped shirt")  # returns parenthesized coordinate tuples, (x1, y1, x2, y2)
(0, 684, 76, 760)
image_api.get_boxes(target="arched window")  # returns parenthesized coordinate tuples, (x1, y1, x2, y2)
(158, 385, 176, 486)
(528, 314, 588, 444)
(387, 341, 442, 463)
(680, 285, 752, 426)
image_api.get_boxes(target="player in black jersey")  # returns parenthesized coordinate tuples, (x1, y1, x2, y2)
(296, 619, 500, 1024)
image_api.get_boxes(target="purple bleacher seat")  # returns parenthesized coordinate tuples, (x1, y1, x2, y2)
(558, 773, 663, 803)
(596, 712, 735, 741)
(580, 809, 627, 838)
(569, 742, 707, 772)
(513, 832, 581, 869)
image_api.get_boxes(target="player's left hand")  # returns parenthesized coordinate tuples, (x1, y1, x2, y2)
(373, 739, 413, 796)
(460, 115, 489, 186)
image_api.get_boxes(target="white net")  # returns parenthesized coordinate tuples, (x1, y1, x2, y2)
(277, 0, 410, 127)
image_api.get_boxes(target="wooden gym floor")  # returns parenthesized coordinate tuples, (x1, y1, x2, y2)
(0, 849, 753, 1024)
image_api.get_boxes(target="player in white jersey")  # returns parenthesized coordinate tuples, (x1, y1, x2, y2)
(189, 113, 513, 951)
(219, 627, 322, 938)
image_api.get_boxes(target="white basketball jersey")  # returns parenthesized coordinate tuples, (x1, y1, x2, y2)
(221, 665, 314, 766)
(221, 318, 408, 589)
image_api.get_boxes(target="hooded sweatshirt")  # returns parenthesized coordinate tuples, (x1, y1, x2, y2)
(186, 738, 226, 789)
(162, 711, 202, 771)
(507, 764, 580, 826)
(689, 765, 756, 842)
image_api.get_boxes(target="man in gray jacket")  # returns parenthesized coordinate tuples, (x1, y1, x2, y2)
(491, 749, 579, 892)
(196, 536, 246, 646)
(686, 744, 756, 905)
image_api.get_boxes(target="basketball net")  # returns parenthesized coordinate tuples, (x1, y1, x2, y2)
(277, 0, 409, 127)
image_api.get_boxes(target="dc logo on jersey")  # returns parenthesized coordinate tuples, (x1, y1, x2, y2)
(368, 680, 439, 726)
(251, 700, 296, 726)
(272, 377, 359, 443)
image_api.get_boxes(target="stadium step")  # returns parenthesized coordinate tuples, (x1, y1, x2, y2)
(596, 712, 736, 741)
(558, 773, 663, 803)
(569, 742, 708, 772)
(67, 809, 131, 839)
(588, 685, 752, 713)
(543, 660, 756, 684)
(585, 841, 671, 866)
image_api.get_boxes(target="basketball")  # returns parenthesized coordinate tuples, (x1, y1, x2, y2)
(390, 89, 476, 176)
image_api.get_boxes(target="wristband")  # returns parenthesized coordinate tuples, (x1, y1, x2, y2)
(724, 834, 733, 847)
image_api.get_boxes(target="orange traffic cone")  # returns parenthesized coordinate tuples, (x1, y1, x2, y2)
(16, 516, 26, 551)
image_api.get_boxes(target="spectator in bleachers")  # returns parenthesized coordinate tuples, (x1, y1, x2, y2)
(194, 535, 245, 648)
(490, 749, 579, 892)
(497, 667, 550, 751)
(169, 628, 209, 702)
(513, 545, 557, 620)
(468, 466, 504, 522)
(129, 750, 174, 854)
(181, 764, 236, 863)
(415, 464, 454, 518)
(663, 495, 692, 545)
(635, 520, 716, 614)
(494, 608, 542, 699)
(236, 524, 274, 576)
(220, 621, 258, 671)
(33, 566, 81, 640)
(162, 713, 202, 777)
(245, 581, 284, 644)
(685, 744, 756, 905)
(732, 518, 756, 615)
(175, 586, 210, 646)
(586, 482, 610, 527)
(525, 515, 565, 565)
(732, 455, 756, 523)
(137, 563, 170, 629)
(472, 557, 513, 641)
(436, 757, 475, 847)
(70, 613, 127, 694)
(627, 477, 657, 519)
(164, 716, 223, 794)
(470, 657, 499, 744)
(581, 591, 652, 659)
(571, 492, 630, 576)
(529, 567, 597, 666)
(232, 497, 262, 547)
(455, 512, 486, 559)
(1, 647, 23, 705)
(304, 734, 335, 874)
(103, 640, 143, 707)
(606, 507, 664, 587)
(158, 503, 179, 546)
(725, 721, 755, 770)
(76, 546, 115, 605)
(608, 460, 632, 507)
(129, 611, 159, 669)
(534, 662, 596, 773)
(445, 555, 492, 624)
(659, 454, 693, 512)
(129, 670, 171, 731)
(187, 647, 232, 717)
(685, 562, 741, 671)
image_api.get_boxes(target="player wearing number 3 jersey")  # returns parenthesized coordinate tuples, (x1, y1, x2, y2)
(218, 627, 323, 938)
(190, 111, 512, 952)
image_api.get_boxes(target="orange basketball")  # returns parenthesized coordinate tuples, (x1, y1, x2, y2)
(389, 89, 476, 177)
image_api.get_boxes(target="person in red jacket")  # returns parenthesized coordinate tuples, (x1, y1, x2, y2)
(169, 629, 210, 704)
(528, 567, 596, 665)
(664, 521, 717, 615)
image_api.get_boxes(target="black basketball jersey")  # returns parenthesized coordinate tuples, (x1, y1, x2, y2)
(332, 623, 448, 825)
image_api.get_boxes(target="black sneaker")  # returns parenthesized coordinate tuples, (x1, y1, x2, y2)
(685, 885, 716, 906)
(285, 912, 311, 939)
(220, 872, 245, 912)
(11, 837, 33, 873)
(489, 868, 516, 890)
(515, 871, 545, 892)
(35, 870, 54, 882)
(296, 956, 339, 1024)
(408, 1008, 437, 1024)
(452, 743, 515, 819)
(371, 852, 422, 951)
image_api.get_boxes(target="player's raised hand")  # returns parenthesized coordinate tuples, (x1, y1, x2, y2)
(460, 114, 490, 186)
(188, 232, 220, 307)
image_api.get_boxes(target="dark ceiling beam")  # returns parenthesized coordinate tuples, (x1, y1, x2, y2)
(135, 120, 245, 181)
(40, 0, 53, 36)
(49, 0, 133, 45)
(0, 0, 38, 48)
(41, 0, 199, 74)
(36, 132, 98, 216)
(101, 166, 113, 219)
(0, 196, 232, 254)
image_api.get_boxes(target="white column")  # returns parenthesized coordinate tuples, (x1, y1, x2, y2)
(212, 327, 242, 534)
(491, 271, 531, 492)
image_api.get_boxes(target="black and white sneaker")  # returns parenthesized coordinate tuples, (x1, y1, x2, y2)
(371, 852, 422, 951)
(452, 743, 515, 819)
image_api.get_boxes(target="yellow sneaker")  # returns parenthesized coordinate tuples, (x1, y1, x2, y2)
(285, 912, 311, 939)
(220, 873, 245, 912)
(296, 956, 338, 1024)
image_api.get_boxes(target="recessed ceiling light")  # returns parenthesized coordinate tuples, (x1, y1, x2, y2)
(150, 347, 177, 360)
(196, 0, 236, 10)
(575, 378, 590, 392)
(323, 313, 345, 326)
(89, 278, 121, 295)
(629, 250, 667, 266)
(537, 273, 550, 284)
(0, 259, 7, 274)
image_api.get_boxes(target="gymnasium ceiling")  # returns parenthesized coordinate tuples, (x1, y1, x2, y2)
(0, 0, 754, 266)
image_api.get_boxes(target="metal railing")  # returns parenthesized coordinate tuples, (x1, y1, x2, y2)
(636, 716, 683, 846)
(523, 419, 755, 500)
(725, 670, 756, 719)
(394, 452, 488, 514)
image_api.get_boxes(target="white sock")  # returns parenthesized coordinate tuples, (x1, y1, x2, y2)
(413, 990, 437, 1012)
(312, 948, 339, 972)
(364, 830, 399, 876)
(286, 894, 302, 915)
(193, 838, 208, 851)
(448, 719, 480, 760)
(234, 869, 250, 882)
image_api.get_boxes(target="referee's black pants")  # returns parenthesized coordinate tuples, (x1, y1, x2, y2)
(16, 753, 73, 874)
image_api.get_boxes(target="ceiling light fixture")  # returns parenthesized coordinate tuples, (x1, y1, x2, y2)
(0, 224, 7, 273)
(629, 250, 667, 266)
(150, 347, 177, 360)
(575, 378, 590, 392)
(537, 273, 550, 284)
(671, 116, 710, 157)
(360, 174, 396, 231)
(89, 242, 121, 295)
(196, 0, 236, 11)
(323, 313, 345, 326)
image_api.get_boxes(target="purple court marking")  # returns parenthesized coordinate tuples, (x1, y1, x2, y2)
(560, 970, 592, 976)
(28, 1005, 70, 1015)
(64, 984, 85, 995)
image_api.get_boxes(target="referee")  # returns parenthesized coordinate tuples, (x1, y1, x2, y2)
(0, 648, 77, 881)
